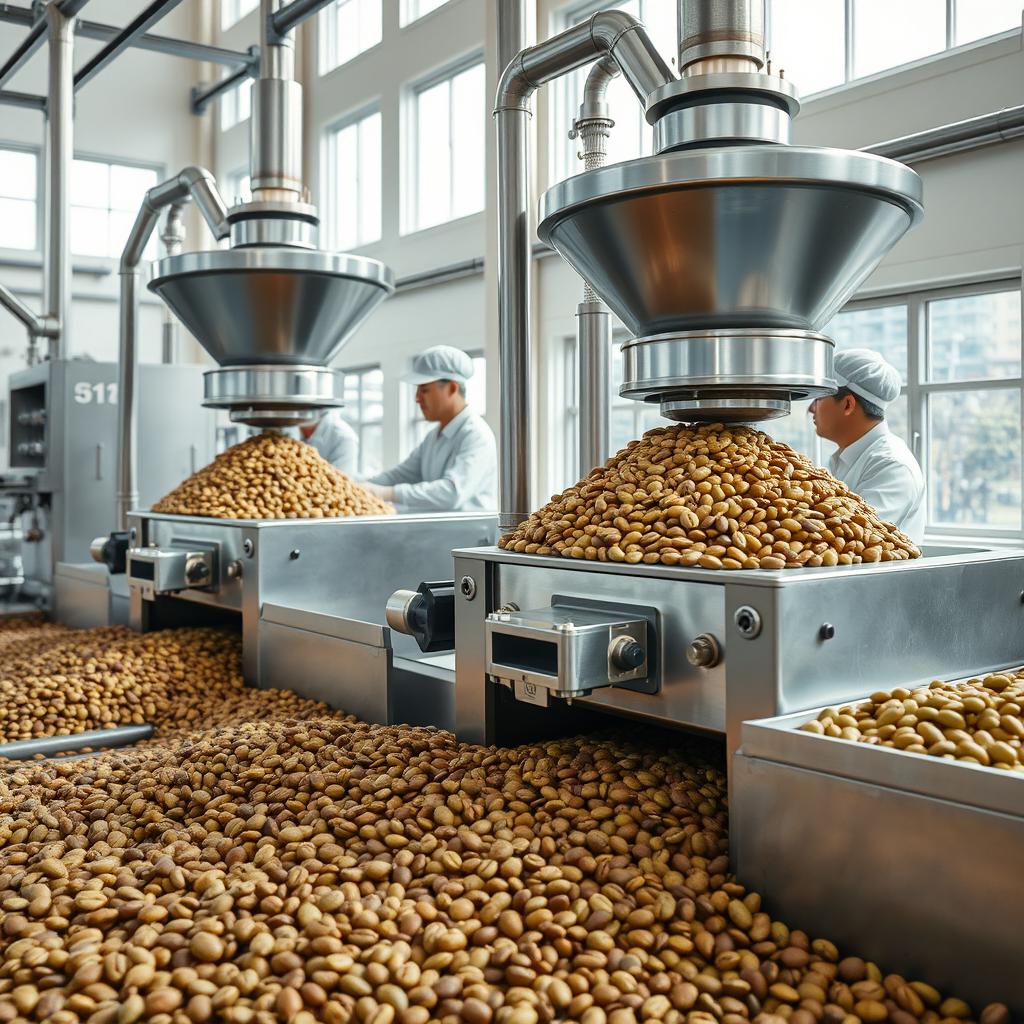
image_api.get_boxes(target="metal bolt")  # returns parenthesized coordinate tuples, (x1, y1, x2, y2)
(460, 575, 477, 600)
(819, 623, 836, 641)
(734, 606, 762, 640)
(226, 560, 243, 580)
(129, 528, 137, 543)
(243, 538, 254, 558)
(289, 549, 300, 560)
(686, 633, 721, 668)
(498, 602, 520, 614)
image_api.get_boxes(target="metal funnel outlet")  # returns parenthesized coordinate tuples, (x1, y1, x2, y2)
(538, 146, 923, 338)
(149, 248, 395, 367)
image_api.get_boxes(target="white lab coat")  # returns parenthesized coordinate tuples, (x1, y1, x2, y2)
(302, 411, 359, 476)
(829, 421, 926, 544)
(368, 407, 497, 513)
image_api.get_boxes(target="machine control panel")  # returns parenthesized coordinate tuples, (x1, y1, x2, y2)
(485, 599, 657, 701)
(127, 545, 218, 601)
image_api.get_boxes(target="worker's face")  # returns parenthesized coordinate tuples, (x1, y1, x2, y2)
(809, 392, 856, 442)
(415, 380, 458, 422)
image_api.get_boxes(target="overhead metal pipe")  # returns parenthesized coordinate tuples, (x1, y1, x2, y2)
(117, 168, 230, 528)
(0, 4, 253, 66)
(494, 10, 674, 529)
(0, 14, 44, 90)
(74, 0, 186, 90)
(269, 0, 333, 41)
(0, 88, 44, 109)
(864, 104, 1024, 164)
(43, 0, 74, 362)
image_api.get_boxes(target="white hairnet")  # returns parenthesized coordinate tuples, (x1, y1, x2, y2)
(833, 348, 902, 409)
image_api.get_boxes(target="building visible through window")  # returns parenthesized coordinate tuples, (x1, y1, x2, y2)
(0, 147, 39, 252)
(319, 0, 382, 75)
(70, 158, 160, 260)
(408, 60, 485, 232)
(325, 108, 382, 250)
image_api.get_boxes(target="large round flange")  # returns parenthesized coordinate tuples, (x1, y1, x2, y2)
(645, 73, 801, 123)
(620, 329, 835, 424)
(203, 364, 341, 428)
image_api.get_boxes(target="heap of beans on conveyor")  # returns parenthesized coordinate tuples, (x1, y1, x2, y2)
(499, 424, 920, 569)
(0, 618, 1012, 1023)
(152, 432, 393, 519)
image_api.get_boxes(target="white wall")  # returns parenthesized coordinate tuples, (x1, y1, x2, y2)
(0, 0, 214, 463)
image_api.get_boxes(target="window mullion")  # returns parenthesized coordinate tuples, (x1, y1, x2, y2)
(844, 0, 855, 83)
(946, 0, 956, 48)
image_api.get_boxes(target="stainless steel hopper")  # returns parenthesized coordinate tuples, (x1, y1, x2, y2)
(494, 0, 923, 528)
(538, 145, 922, 421)
(143, 0, 394, 430)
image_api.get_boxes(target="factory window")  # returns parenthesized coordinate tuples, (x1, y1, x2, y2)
(221, 0, 258, 31)
(324, 108, 382, 250)
(767, 0, 1022, 98)
(319, 0, 382, 75)
(70, 158, 160, 260)
(220, 76, 252, 131)
(341, 365, 385, 477)
(769, 281, 1023, 539)
(558, 335, 663, 490)
(401, 0, 451, 26)
(550, 0, 678, 185)
(0, 146, 39, 252)
(406, 58, 486, 233)
(407, 350, 486, 450)
(226, 169, 252, 205)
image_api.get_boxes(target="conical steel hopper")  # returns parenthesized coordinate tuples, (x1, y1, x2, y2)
(538, 145, 923, 420)
(149, 248, 395, 367)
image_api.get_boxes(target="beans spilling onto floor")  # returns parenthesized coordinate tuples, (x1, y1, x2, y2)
(0, 721, 1011, 1024)
(499, 425, 919, 569)
(152, 433, 393, 520)
(802, 672, 1024, 769)
(0, 625, 350, 747)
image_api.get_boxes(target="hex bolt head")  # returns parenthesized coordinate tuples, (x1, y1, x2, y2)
(460, 575, 477, 600)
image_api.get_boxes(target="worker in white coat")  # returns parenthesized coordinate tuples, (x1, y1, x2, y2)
(362, 346, 497, 513)
(810, 348, 926, 544)
(297, 410, 359, 477)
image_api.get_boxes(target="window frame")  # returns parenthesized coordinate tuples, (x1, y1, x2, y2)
(400, 0, 452, 28)
(220, 0, 259, 32)
(219, 75, 252, 132)
(70, 152, 164, 261)
(765, 0, 1022, 100)
(0, 141, 43, 255)
(318, 0, 383, 77)
(403, 52, 486, 235)
(339, 363, 385, 477)
(322, 102, 383, 251)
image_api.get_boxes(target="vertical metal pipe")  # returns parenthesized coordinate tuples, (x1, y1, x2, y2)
(159, 205, 185, 364)
(574, 58, 617, 478)
(678, 0, 765, 75)
(494, 12, 673, 529)
(251, 0, 303, 197)
(43, 1, 75, 361)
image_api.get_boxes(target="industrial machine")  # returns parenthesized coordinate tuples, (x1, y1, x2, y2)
(387, 1, 1024, 1004)
(80, 0, 496, 724)
(1, 359, 214, 608)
